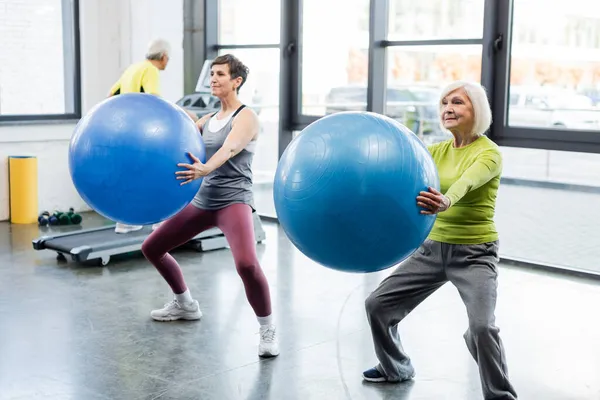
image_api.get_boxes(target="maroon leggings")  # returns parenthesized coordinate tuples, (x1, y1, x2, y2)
(141, 203, 272, 317)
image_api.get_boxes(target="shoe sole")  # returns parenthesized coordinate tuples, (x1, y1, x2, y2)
(151, 312, 203, 322)
(258, 350, 280, 358)
(362, 375, 387, 383)
(362, 373, 414, 383)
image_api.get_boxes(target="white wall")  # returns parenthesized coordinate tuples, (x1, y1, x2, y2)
(0, 0, 184, 221)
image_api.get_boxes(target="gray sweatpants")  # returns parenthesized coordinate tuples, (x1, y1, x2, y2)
(365, 239, 518, 400)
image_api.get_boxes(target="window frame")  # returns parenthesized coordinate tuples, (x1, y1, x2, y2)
(0, 0, 82, 124)
(491, 0, 600, 154)
(209, 0, 600, 158)
(285, 0, 494, 138)
(205, 0, 288, 154)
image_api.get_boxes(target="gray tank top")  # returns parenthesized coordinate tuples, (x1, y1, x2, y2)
(192, 105, 256, 211)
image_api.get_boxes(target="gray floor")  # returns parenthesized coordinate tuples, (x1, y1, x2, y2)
(1, 214, 600, 399)
(254, 182, 600, 275)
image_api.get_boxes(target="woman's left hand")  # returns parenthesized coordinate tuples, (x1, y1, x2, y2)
(176, 153, 212, 185)
(417, 187, 451, 215)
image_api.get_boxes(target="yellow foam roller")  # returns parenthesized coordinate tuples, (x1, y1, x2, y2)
(9, 156, 38, 224)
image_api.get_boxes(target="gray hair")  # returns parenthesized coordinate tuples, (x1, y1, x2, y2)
(146, 39, 171, 61)
(438, 80, 492, 136)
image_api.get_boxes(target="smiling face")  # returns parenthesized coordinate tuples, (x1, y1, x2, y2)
(210, 63, 243, 98)
(440, 88, 475, 135)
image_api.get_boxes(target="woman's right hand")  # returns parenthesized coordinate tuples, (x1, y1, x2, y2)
(176, 153, 212, 185)
(417, 187, 451, 215)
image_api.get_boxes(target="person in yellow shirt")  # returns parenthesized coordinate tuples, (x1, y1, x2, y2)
(362, 81, 518, 400)
(108, 39, 168, 97)
(108, 39, 197, 234)
(108, 39, 170, 234)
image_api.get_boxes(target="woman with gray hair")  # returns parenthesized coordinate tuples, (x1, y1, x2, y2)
(108, 38, 197, 234)
(362, 81, 518, 400)
(108, 38, 171, 98)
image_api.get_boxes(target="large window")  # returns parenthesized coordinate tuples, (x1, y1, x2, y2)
(211, 0, 281, 193)
(0, 0, 80, 121)
(218, 48, 281, 185)
(501, 146, 600, 186)
(507, 0, 600, 132)
(492, 0, 600, 153)
(385, 45, 482, 143)
(388, 0, 484, 41)
(300, 0, 370, 116)
(384, 0, 485, 144)
(208, 0, 600, 275)
(218, 0, 280, 45)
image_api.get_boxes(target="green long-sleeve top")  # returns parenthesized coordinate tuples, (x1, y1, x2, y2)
(427, 136, 502, 244)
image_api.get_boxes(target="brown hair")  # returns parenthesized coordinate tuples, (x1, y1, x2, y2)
(211, 54, 249, 93)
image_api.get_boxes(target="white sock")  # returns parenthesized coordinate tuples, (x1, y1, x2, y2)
(257, 315, 273, 327)
(175, 289, 193, 304)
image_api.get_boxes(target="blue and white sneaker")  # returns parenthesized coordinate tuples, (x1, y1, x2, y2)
(362, 367, 388, 382)
(362, 366, 415, 383)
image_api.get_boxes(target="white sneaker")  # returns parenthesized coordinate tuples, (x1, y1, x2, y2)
(115, 223, 144, 234)
(150, 299, 202, 321)
(258, 324, 279, 357)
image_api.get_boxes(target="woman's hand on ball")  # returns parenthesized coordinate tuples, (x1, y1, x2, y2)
(417, 187, 450, 215)
(176, 153, 211, 185)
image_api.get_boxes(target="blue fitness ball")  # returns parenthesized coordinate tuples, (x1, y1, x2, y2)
(273, 111, 440, 273)
(69, 93, 205, 225)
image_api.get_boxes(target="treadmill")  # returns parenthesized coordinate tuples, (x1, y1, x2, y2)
(32, 213, 266, 266)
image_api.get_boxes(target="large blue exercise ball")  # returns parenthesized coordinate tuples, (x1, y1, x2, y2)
(273, 111, 440, 273)
(69, 93, 205, 225)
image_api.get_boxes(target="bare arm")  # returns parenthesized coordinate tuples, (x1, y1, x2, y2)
(204, 108, 259, 172)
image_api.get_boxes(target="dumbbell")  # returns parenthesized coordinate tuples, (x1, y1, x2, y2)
(38, 211, 50, 226)
(50, 211, 62, 225)
(51, 208, 83, 225)
(59, 213, 71, 225)
(67, 207, 82, 225)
